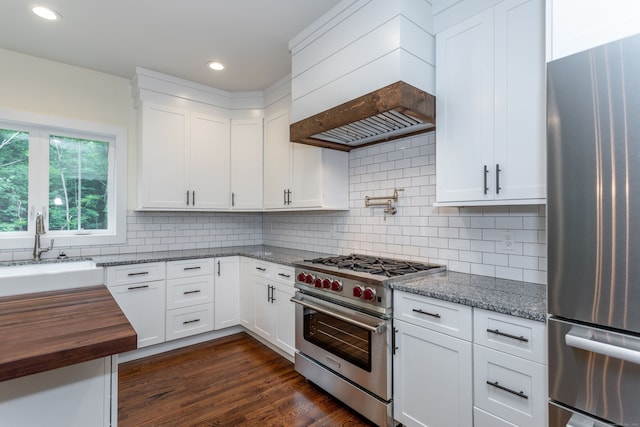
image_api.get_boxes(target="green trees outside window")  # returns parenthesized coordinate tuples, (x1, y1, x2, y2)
(0, 126, 109, 233)
(0, 128, 29, 232)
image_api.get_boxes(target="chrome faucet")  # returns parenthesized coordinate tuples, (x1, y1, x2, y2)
(33, 212, 54, 261)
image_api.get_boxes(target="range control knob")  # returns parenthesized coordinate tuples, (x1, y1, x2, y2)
(331, 280, 343, 292)
(363, 287, 377, 301)
(322, 278, 331, 289)
(313, 277, 323, 288)
(304, 274, 314, 284)
(353, 285, 364, 298)
(296, 272, 306, 283)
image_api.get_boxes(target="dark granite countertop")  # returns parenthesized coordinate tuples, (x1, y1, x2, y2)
(390, 271, 547, 322)
(92, 245, 332, 268)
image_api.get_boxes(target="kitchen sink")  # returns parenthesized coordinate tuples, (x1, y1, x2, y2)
(0, 259, 104, 297)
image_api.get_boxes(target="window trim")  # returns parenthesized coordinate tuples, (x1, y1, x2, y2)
(0, 108, 127, 249)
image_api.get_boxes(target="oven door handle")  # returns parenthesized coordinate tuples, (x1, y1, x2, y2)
(290, 297, 387, 334)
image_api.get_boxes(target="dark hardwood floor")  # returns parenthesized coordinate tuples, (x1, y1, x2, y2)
(119, 332, 377, 426)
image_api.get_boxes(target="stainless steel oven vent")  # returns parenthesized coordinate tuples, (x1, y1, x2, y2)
(290, 81, 436, 152)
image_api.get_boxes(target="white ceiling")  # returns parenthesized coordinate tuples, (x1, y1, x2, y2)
(0, 0, 343, 92)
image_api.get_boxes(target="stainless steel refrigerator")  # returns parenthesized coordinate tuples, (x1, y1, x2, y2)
(548, 33, 640, 426)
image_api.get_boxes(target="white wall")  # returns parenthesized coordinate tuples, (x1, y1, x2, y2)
(263, 133, 547, 284)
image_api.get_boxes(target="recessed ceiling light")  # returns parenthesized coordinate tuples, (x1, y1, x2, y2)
(207, 61, 224, 71)
(32, 5, 61, 21)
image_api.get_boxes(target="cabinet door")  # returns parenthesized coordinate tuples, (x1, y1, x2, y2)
(263, 110, 292, 209)
(109, 280, 166, 347)
(435, 9, 494, 204)
(274, 282, 296, 356)
(189, 113, 230, 209)
(393, 320, 472, 427)
(290, 143, 322, 208)
(493, 0, 545, 202)
(253, 277, 275, 340)
(239, 258, 255, 329)
(214, 257, 240, 329)
(231, 118, 263, 210)
(139, 103, 189, 209)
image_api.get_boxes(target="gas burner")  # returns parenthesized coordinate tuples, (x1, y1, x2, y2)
(304, 254, 441, 277)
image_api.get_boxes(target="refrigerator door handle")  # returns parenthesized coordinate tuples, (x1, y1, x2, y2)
(565, 331, 640, 365)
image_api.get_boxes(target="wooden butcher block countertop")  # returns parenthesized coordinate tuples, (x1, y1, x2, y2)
(0, 285, 137, 382)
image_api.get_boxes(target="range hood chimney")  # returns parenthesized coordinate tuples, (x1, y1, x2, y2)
(290, 81, 435, 152)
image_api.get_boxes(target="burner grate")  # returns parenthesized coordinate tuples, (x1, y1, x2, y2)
(305, 254, 439, 277)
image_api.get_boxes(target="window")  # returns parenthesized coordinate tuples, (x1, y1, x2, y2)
(0, 110, 126, 249)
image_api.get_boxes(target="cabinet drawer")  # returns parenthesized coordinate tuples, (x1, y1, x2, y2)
(473, 407, 517, 427)
(166, 304, 213, 341)
(273, 265, 294, 282)
(105, 262, 165, 286)
(394, 292, 472, 341)
(252, 260, 272, 277)
(166, 275, 214, 309)
(166, 258, 214, 279)
(473, 345, 547, 427)
(474, 309, 546, 363)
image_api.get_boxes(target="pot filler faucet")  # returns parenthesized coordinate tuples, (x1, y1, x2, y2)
(33, 212, 54, 261)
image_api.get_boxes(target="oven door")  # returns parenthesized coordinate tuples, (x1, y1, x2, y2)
(291, 292, 391, 401)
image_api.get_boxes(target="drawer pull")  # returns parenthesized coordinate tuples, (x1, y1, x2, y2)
(278, 273, 291, 278)
(183, 266, 201, 271)
(486, 328, 529, 343)
(127, 271, 149, 276)
(486, 381, 528, 399)
(256, 267, 266, 271)
(183, 290, 201, 295)
(183, 318, 201, 325)
(127, 285, 150, 290)
(412, 308, 441, 318)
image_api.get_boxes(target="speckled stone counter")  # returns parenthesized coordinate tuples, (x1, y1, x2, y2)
(92, 245, 331, 268)
(390, 271, 546, 322)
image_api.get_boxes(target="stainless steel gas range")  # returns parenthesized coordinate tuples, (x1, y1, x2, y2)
(291, 254, 444, 427)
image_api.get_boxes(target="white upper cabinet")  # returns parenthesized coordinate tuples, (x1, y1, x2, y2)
(547, 0, 640, 61)
(137, 102, 231, 210)
(230, 118, 263, 210)
(435, 0, 545, 206)
(263, 107, 348, 210)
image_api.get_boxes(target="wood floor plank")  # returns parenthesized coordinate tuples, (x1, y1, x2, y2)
(119, 332, 376, 426)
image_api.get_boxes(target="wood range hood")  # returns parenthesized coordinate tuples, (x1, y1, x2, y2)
(289, 81, 436, 152)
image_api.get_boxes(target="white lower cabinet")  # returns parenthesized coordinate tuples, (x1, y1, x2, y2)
(393, 293, 547, 427)
(165, 258, 215, 341)
(0, 356, 115, 427)
(472, 308, 548, 427)
(214, 256, 240, 329)
(244, 259, 296, 356)
(106, 262, 166, 348)
(239, 257, 255, 329)
(393, 292, 473, 427)
(393, 320, 473, 427)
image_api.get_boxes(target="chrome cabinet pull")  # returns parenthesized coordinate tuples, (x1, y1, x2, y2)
(127, 271, 149, 276)
(287, 189, 292, 205)
(392, 327, 398, 355)
(278, 273, 290, 278)
(412, 308, 441, 318)
(486, 380, 528, 399)
(186, 190, 190, 206)
(183, 318, 201, 325)
(183, 266, 201, 271)
(217, 260, 221, 276)
(192, 190, 195, 206)
(486, 328, 529, 343)
(127, 284, 149, 290)
(483, 165, 489, 194)
(232, 192, 235, 207)
(183, 290, 201, 295)
(496, 164, 502, 194)
(255, 267, 266, 271)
